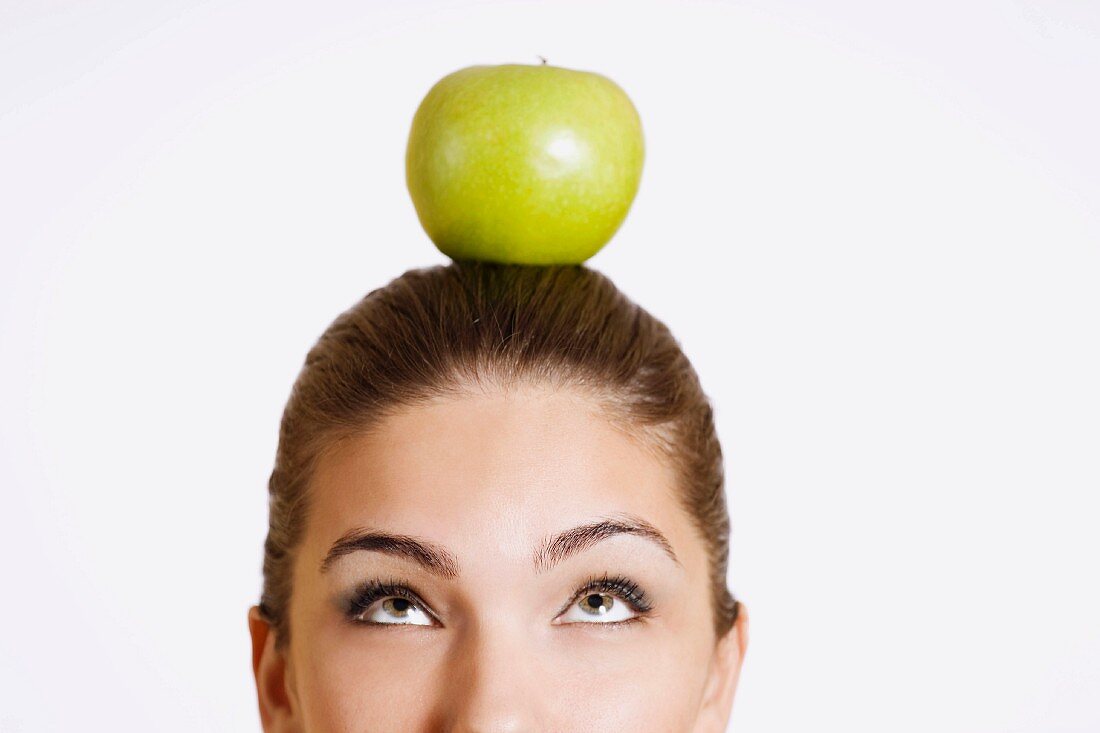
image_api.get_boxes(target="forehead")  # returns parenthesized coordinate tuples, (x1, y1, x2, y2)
(301, 384, 696, 569)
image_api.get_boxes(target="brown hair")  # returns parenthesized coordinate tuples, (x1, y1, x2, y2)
(258, 260, 739, 651)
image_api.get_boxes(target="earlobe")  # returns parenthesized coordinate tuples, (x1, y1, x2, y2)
(695, 602, 750, 733)
(248, 605, 298, 733)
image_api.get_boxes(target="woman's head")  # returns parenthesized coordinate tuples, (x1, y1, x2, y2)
(249, 261, 748, 731)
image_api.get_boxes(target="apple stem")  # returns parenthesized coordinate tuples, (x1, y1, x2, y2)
(537, 55, 547, 65)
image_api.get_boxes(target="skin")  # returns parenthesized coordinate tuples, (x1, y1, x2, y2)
(249, 382, 749, 732)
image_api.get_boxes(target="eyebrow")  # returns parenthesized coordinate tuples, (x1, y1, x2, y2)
(318, 512, 681, 576)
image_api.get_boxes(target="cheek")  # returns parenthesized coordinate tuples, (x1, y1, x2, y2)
(293, 630, 444, 731)
(550, 629, 708, 731)
(293, 626, 709, 732)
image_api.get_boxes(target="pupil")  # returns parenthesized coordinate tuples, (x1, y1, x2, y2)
(391, 598, 410, 613)
(586, 594, 605, 611)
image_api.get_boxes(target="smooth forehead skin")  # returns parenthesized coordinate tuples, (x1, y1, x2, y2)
(286, 383, 720, 731)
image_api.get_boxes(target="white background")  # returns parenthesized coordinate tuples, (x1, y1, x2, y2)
(2, 1, 1098, 730)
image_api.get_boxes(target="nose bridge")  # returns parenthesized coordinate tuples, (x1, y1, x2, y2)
(443, 615, 543, 733)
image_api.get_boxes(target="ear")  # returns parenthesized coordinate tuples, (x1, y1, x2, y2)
(248, 605, 301, 733)
(695, 602, 750, 733)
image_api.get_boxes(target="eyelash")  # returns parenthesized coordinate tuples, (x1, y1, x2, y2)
(346, 578, 436, 626)
(561, 572, 654, 624)
(344, 573, 655, 628)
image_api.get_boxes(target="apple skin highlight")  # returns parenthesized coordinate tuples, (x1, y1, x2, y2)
(406, 63, 645, 265)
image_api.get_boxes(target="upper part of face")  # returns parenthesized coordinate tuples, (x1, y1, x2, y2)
(284, 383, 721, 732)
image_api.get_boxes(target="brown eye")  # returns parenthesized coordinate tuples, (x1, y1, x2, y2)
(580, 593, 614, 615)
(383, 598, 415, 617)
(354, 595, 434, 626)
(558, 590, 638, 624)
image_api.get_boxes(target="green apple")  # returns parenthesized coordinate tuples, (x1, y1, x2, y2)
(405, 62, 645, 265)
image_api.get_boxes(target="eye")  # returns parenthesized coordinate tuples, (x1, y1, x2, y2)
(555, 574, 653, 626)
(346, 581, 437, 627)
(355, 596, 434, 626)
(559, 591, 637, 624)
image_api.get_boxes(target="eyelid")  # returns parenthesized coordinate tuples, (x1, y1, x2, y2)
(346, 579, 442, 627)
(554, 573, 654, 623)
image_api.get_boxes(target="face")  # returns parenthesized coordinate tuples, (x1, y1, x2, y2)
(249, 383, 748, 732)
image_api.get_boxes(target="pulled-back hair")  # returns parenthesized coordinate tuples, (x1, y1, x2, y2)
(258, 261, 739, 651)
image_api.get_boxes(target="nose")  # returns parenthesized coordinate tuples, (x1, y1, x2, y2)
(441, 619, 545, 733)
